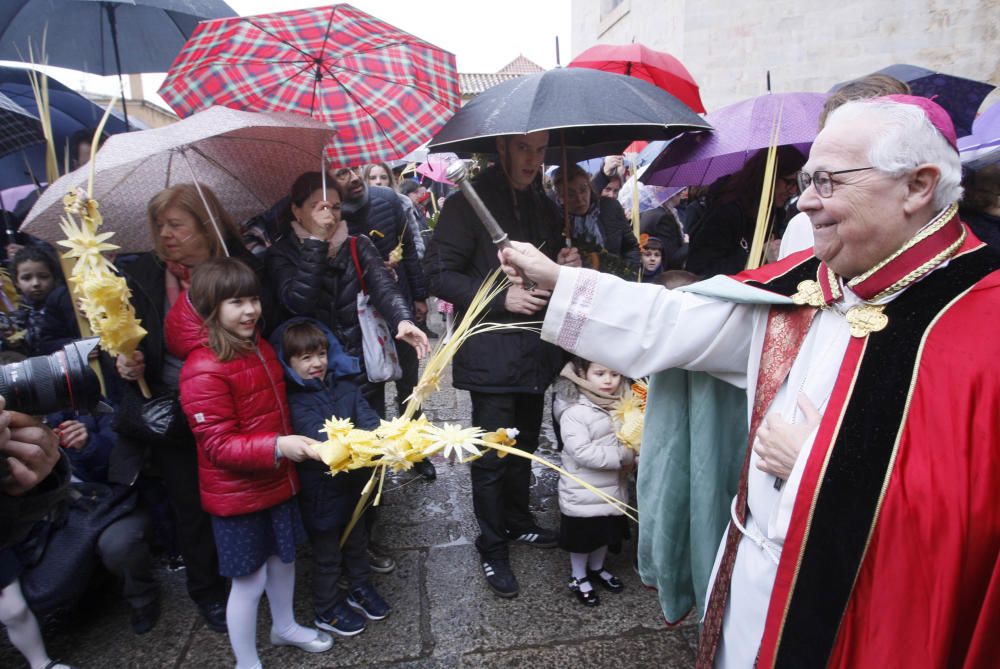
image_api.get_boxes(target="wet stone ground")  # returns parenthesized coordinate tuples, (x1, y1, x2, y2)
(1, 312, 697, 668)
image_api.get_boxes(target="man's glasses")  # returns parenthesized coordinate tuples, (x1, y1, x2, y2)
(796, 167, 875, 198)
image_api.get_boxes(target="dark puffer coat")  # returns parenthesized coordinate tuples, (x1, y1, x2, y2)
(266, 233, 413, 382)
(341, 184, 427, 304)
(423, 165, 565, 394)
(166, 293, 298, 518)
(270, 317, 378, 532)
(109, 245, 274, 485)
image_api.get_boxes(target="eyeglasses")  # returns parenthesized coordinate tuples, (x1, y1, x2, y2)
(796, 167, 875, 198)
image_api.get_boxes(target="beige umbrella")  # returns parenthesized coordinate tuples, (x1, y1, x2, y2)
(21, 105, 335, 252)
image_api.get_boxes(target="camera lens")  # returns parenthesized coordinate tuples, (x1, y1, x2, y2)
(0, 338, 103, 415)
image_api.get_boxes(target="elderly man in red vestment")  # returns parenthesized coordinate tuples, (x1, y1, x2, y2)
(499, 96, 1000, 668)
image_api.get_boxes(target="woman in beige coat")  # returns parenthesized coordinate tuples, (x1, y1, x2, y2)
(552, 357, 636, 607)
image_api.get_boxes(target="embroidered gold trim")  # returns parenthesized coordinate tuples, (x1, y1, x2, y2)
(791, 280, 826, 307)
(826, 266, 842, 302)
(847, 203, 958, 288)
(869, 226, 967, 303)
(846, 304, 889, 338)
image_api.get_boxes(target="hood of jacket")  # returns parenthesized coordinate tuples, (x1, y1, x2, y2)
(164, 291, 208, 360)
(269, 316, 361, 390)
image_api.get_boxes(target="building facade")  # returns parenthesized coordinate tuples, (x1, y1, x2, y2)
(571, 0, 1000, 112)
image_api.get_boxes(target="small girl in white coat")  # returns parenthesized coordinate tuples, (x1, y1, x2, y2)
(552, 357, 636, 607)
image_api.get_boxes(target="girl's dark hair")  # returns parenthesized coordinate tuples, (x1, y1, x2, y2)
(283, 172, 345, 230)
(571, 355, 592, 377)
(13, 245, 61, 279)
(188, 258, 260, 361)
(282, 321, 329, 360)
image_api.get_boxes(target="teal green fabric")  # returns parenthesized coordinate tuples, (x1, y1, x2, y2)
(636, 368, 748, 622)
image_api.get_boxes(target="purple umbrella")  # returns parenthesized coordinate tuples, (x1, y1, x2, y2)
(958, 100, 1000, 169)
(641, 92, 827, 188)
(833, 64, 995, 138)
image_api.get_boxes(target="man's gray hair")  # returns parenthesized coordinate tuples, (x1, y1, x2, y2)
(825, 100, 963, 210)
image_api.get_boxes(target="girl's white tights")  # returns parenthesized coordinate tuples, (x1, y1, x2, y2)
(0, 578, 56, 669)
(570, 545, 609, 594)
(227, 556, 314, 669)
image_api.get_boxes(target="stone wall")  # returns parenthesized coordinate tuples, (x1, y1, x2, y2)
(571, 0, 1000, 112)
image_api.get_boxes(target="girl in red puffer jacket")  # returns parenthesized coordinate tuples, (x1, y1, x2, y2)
(168, 258, 333, 668)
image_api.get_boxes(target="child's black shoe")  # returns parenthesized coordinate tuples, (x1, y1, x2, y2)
(588, 568, 624, 593)
(568, 576, 600, 606)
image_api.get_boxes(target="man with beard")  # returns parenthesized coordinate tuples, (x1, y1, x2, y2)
(332, 166, 436, 482)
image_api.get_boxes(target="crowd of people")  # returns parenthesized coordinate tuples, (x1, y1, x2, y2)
(0, 70, 998, 669)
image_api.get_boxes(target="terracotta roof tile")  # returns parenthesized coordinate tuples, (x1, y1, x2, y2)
(497, 55, 544, 75)
(459, 72, 526, 96)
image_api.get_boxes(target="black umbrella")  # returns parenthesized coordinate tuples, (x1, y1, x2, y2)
(0, 92, 43, 237)
(0, 66, 141, 186)
(0, 0, 236, 127)
(428, 67, 711, 161)
(0, 91, 43, 158)
(830, 64, 995, 137)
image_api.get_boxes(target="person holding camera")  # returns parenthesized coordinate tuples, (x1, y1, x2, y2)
(0, 395, 76, 669)
(43, 408, 161, 635)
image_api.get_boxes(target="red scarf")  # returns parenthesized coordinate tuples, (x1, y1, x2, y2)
(165, 262, 192, 309)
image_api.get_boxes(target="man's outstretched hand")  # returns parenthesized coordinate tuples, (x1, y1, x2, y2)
(498, 241, 570, 292)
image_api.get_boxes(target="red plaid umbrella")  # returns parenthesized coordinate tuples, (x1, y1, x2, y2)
(569, 43, 705, 114)
(157, 3, 460, 166)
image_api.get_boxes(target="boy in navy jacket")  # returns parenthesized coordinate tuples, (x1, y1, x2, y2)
(271, 318, 390, 637)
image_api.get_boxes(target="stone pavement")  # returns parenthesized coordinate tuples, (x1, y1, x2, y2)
(2, 316, 698, 668)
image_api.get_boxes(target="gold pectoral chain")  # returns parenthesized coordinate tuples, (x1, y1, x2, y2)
(791, 205, 965, 338)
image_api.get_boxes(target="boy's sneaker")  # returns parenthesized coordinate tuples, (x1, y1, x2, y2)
(509, 526, 558, 548)
(347, 583, 391, 621)
(367, 548, 396, 574)
(481, 558, 519, 598)
(315, 599, 367, 637)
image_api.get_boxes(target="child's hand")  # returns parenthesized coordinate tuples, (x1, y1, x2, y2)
(56, 419, 88, 450)
(276, 435, 321, 463)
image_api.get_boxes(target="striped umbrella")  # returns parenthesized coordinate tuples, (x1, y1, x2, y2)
(157, 3, 461, 167)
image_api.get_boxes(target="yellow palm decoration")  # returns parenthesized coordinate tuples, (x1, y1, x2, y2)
(611, 379, 648, 452)
(331, 269, 638, 546)
(59, 187, 148, 396)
